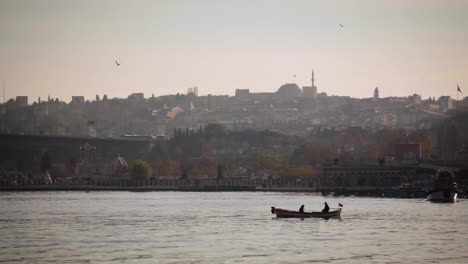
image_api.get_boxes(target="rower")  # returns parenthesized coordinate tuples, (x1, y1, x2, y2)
(299, 205, 304, 213)
(322, 202, 329, 213)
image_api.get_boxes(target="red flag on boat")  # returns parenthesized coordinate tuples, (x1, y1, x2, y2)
(338, 203, 343, 207)
(457, 85, 463, 94)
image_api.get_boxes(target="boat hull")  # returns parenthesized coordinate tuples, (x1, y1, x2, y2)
(427, 189, 458, 203)
(271, 207, 342, 219)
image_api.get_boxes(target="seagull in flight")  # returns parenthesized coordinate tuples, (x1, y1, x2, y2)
(340, 24, 344, 28)
(115, 60, 120, 66)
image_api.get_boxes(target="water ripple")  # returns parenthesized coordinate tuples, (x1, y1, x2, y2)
(1, 192, 467, 264)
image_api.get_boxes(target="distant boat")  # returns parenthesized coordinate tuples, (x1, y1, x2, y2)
(427, 170, 459, 203)
(271, 206, 342, 219)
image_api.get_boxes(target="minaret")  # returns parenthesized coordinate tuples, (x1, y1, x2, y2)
(1, 80, 5, 115)
(303, 69, 318, 98)
(311, 70, 315, 88)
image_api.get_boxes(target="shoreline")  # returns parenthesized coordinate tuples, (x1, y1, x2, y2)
(0, 185, 431, 197)
(0, 185, 307, 192)
(1, 185, 465, 200)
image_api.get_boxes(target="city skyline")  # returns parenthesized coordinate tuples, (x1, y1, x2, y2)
(1, 0, 468, 102)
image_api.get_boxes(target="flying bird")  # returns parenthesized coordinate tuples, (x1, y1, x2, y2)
(115, 60, 120, 66)
(340, 24, 344, 28)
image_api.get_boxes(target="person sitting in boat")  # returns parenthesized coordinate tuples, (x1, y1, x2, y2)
(322, 202, 329, 213)
(299, 205, 304, 213)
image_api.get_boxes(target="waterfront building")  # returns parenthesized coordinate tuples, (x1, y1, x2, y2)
(187, 86, 198, 96)
(207, 94, 229, 111)
(15, 96, 28, 107)
(277, 83, 302, 99)
(303, 86, 317, 98)
(235, 89, 250, 101)
(411, 94, 422, 104)
(71, 96, 85, 104)
(438, 96, 453, 112)
(395, 143, 422, 161)
(128, 93, 144, 102)
(320, 161, 435, 193)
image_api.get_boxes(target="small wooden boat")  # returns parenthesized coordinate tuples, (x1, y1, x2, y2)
(271, 206, 342, 219)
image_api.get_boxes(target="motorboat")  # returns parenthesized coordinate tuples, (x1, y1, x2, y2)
(427, 170, 459, 203)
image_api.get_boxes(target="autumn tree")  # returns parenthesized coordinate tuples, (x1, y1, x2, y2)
(249, 154, 287, 177)
(185, 156, 217, 179)
(152, 160, 181, 178)
(285, 165, 320, 178)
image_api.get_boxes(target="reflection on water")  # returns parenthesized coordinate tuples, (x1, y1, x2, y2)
(1, 192, 467, 263)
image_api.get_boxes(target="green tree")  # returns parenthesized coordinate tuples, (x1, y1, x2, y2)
(50, 163, 66, 182)
(129, 160, 152, 184)
(204, 123, 229, 137)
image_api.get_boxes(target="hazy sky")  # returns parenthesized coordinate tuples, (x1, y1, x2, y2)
(1, 0, 467, 102)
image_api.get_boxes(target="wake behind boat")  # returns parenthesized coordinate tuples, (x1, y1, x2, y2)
(271, 203, 343, 219)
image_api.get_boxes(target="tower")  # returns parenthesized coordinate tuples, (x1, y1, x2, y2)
(302, 69, 317, 98)
(374, 87, 379, 100)
(311, 70, 315, 88)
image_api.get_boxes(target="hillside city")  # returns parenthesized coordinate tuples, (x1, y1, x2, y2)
(2, 72, 467, 139)
(1, 75, 468, 191)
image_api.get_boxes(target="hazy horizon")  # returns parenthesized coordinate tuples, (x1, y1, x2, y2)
(1, 0, 467, 102)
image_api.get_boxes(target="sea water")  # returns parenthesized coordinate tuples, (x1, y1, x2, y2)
(1, 192, 467, 263)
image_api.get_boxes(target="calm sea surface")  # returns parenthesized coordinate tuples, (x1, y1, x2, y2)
(1, 191, 467, 264)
